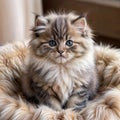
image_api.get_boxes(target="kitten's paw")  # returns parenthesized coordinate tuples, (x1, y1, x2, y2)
(77, 86, 89, 99)
(72, 99, 87, 112)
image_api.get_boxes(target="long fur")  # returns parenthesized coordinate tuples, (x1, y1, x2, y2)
(81, 88, 120, 120)
(0, 41, 120, 119)
(21, 13, 98, 110)
(0, 15, 120, 119)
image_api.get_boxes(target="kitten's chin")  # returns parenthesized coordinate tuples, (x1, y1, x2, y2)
(56, 57, 67, 64)
(53, 56, 67, 64)
(53, 55, 73, 64)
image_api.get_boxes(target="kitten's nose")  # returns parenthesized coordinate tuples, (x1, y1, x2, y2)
(58, 50, 64, 55)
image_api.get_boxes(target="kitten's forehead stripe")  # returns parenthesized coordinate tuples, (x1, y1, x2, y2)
(52, 17, 68, 40)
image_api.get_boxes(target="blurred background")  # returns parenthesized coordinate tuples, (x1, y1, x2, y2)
(0, 0, 120, 47)
(0, 0, 43, 44)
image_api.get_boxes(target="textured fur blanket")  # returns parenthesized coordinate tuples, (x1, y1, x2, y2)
(0, 41, 120, 120)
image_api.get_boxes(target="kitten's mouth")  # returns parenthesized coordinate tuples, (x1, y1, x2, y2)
(56, 55, 66, 58)
(55, 55, 67, 63)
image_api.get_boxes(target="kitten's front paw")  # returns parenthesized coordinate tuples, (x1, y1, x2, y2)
(72, 99, 88, 112)
(66, 86, 89, 111)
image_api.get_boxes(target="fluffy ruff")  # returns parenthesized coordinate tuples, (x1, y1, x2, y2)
(0, 42, 120, 120)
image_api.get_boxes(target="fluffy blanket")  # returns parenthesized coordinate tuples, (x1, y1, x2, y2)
(0, 41, 120, 120)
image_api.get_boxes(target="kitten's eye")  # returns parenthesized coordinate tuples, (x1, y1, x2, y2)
(48, 40, 57, 47)
(66, 40, 73, 47)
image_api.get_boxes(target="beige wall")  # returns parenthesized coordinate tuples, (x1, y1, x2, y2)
(0, 0, 42, 44)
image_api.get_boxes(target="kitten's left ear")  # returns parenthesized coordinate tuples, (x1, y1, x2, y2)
(72, 16, 87, 32)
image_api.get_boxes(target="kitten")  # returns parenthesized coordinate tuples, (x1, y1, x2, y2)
(21, 13, 98, 111)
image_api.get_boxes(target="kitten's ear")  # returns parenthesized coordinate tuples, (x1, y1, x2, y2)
(72, 16, 87, 32)
(33, 15, 48, 36)
(35, 15, 48, 26)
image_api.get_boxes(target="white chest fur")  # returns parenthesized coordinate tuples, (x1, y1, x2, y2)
(42, 64, 74, 105)
(30, 50, 95, 105)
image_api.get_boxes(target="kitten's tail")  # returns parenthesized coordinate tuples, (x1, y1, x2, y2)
(95, 45, 120, 88)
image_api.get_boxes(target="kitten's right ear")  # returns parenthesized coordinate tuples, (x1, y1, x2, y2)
(33, 15, 48, 36)
(35, 15, 48, 26)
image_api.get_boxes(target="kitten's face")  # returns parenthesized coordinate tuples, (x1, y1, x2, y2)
(31, 13, 93, 64)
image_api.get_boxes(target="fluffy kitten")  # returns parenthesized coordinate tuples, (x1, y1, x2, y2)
(21, 13, 98, 111)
